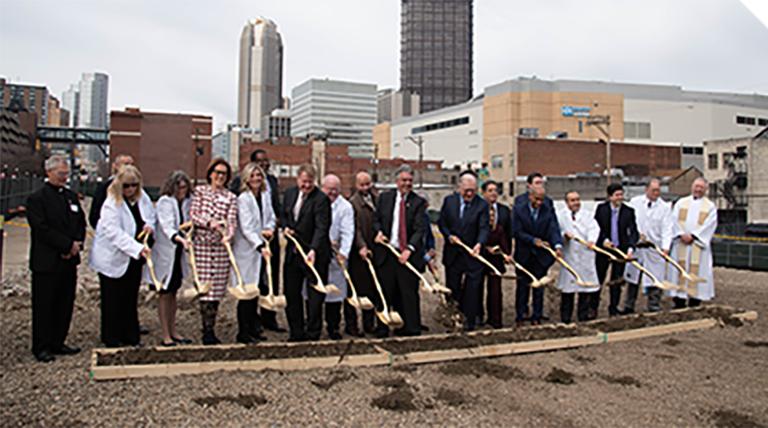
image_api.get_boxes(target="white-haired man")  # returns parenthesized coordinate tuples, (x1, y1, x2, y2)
(26, 155, 86, 362)
(666, 177, 718, 308)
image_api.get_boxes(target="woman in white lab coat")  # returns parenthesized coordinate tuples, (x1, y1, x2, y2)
(90, 165, 155, 347)
(151, 170, 193, 346)
(232, 162, 275, 343)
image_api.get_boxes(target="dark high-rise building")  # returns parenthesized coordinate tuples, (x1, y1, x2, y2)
(400, 0, 473, 113)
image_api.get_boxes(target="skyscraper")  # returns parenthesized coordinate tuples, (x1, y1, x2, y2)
(400, 0, 473, 113)
(61, 84, 79, 127)
(237, 18, 283, 131)
(77, 72, 109, 129)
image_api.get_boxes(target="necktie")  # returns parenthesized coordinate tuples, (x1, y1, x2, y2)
(459, 200, 466, 219)
(398, 195, 407, 251)
(647, 201, 652, 209)
(572, 212, 576, 221)
(489, 205, 496, 230)
(532, 208, 538, 222)
(294, 192, 305, 221)
(611, 207, 620, 247)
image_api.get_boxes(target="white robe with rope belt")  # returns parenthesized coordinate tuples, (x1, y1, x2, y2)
(623, 195, 674, 289)
(556, 207, 600, 293)
(665, 195, 718, 300)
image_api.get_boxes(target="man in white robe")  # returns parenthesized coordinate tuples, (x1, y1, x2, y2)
(556, 191, 600, 323)
(666, 177, 718, 307)
(322, 174, 355, 339)
(623, 178, 673, 313)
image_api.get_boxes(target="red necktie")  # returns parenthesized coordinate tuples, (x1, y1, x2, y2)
(399, 195, 407, 252)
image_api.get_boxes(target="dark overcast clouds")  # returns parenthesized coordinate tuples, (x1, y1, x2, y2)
(1, 0, 766, 130)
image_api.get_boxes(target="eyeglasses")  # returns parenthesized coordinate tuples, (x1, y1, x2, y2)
(123, 182, 140, 189)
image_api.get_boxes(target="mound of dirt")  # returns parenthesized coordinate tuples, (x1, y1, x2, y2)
(710, 409, 766, 428)
(544, 368, 576, 385)
(743, 340, 768, 348)
(438, 359, 527, 381)
(310, 370, 357, 390)
(371, 388, 418, 412)
(193, 394, 267, 409)
(434, 387, 471, 407)
(596, 373, 642, 387)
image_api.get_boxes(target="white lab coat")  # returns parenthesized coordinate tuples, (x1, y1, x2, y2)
(556, 207, 600, 293)
(624, 195, 674, 289)
(90, 190, 156, 279)
(147, 195, 191, 289)
(666, 195, 718, 300)
(231, 190, 275, 287)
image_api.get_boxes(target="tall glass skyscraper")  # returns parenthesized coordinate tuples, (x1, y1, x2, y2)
(400, 0, 473, 113)
(237, 17, 283, 131)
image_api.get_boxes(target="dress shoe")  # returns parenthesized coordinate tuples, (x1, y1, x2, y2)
(172, 336, 193, 345)
(263, 322, 287, 333)
(374, 328, 389, 339)
(328, 331, 343, 341)
(237, 334, 257, 344)
(160, 341, 177, 347)
(420, 324, 430, 332)
(202, 333, 221, 345)
(34, 351, 55, 363)
(139, 325, 150, 335)
(54, 344, 81, 355)
(515, 320, 525, 328)
(530, 319, 542, 326)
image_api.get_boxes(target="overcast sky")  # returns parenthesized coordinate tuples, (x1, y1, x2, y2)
(1, 0, 766, 131)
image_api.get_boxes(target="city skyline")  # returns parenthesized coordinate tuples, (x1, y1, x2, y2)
(2, 0, 767, 131)
(237, 17, 283, 130)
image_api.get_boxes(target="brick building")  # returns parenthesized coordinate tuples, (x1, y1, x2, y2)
(109, 108, 213, 191)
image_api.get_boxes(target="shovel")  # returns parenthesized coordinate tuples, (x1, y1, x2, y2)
(177, 223, 211, 299)
(452, 237, 502, 277)
(487, 245, 554, 288)
(647, 242, 706, 290)
(284, 230, 341, 296)
(426, 262, 465, 331)
(334, 250, 374, 310)
(377, 238, 452, 294)
(224, 239, 261, 300)
(363, 254, 404, 328)
(572, 236, 623, 262)
(138, 230, 163, 292)
(259, 233, 287, 311)
(606, 244, 679, 291)
(539, 242, 598, 288)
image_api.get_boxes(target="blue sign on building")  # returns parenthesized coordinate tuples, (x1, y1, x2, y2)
(561, 105, 591, 117)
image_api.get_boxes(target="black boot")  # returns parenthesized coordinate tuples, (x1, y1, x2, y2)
(200, 301, 221, 345)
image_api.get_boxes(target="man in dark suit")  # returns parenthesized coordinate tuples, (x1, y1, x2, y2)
(251, 149, 286, 332)
(513, 172, 554, 209)
(281, 164, 331, 341)
(480, 180, 511, 328)
(26, 155, 86, 362)
(347, 171, 378, 336)
(88, 154, 133, 229)
(594, 183, 639, 317)
(373, 165, 427, 337)
(438, 172, 490, 331)
(511, 186, 563, 325)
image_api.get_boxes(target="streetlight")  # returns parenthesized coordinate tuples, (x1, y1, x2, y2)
(586, 115, 612, 186)
(405, 135, 424, 189)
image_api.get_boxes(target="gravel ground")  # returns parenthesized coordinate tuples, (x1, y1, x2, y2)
(2, 242, 767, 426)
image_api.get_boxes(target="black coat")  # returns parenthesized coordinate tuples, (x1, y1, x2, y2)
(511, 199, 563, 267)
(595, 201, 639, 253)
(88, 177, 111, 229)
(281, 186, 331, 266)
(373, 189, 427, 270)
(437, 193, 490, 267)
(27, 183, 87, 273)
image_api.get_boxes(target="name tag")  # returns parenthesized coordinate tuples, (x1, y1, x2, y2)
(70, 204, 79, 213)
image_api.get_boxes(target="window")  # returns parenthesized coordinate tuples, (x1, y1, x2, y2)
(683, 147, 704, 155)
(708, 153, 718, 170)
(490, 155, 503, 169)
(736, 115, 756, 125)
(624, 121, 652, 139)
(578, 120, 583, 133)
(759, 118, 768, 126)
(411, 116, 469, 134)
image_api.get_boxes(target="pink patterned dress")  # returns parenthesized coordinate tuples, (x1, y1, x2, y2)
(190, 185, 238, 301)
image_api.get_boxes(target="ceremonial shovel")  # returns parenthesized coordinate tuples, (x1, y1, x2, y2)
(333, 249, 374, 310)
(645, 242, 705, 297)
(224, 239, 261, 300)
(452, 237, 502, 277)
(138, 230, 163, 292)
(572, 236, 622, 262)
(487, 246, 554, 288)
(363, 254, 404, 328)
(606, 243, 679, 291)
(259, 232, 287, 311)
(378, 238, 452, 294)
(539, 242, 598, 288)
(178, 222, 212, 299)
(283, 230, 341, 296)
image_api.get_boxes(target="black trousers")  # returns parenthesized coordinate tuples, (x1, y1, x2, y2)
(237, 297, 262, 339)
(560, 292, 591, 324)
(515, 258, 548, 322)
(346, 254, 379, 333)
(325, 302, 342, 334)
(31, 267, 77, 355)
(99, 259, 142, 347)
(284, 255, 328, 340)
(484, 273, 503, 328)
(595, 255, 626, 316)
(445, 258, 484, 329)
(673, 296, 702, 309)
(377, 253, 421, 335)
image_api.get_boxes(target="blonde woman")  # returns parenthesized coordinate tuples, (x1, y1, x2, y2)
(152, 171, 193, 346)
(90, 165, 156, 347)
(233, 162, 275, 343)
(190, 158, 238, 345)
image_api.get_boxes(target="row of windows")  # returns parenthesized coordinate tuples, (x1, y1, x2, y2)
(736, 115, 768, 126)
(682, 147, 704, 155)
(624, 121, 652, 139)
(411, 116, 469, 134)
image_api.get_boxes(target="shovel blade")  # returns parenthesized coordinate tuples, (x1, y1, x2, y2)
(272, 295, 287, 308)
(325, 284, 342, 296)
(197, 282, 212, 295)
(181, 287, 201, 300)
(358, 297, 375, 310)
(387, 311, 405, 328)
(431, 283, 452, 295)
(346, 297, 362, 310)
(258, 299, 277, 311)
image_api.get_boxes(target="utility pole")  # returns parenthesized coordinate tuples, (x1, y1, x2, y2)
(406, 135, 424, 189)
(586, 115, 612, 185)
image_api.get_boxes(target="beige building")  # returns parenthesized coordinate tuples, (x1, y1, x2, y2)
(704, 128, 768, 222)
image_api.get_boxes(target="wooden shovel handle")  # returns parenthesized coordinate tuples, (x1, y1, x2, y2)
(540, 243, 588, 286)
(142, 233, 163, 291)
(284, 231, 326, 290)
(572, 236, 620, 261)
(452, 237, 502, 276)
(379, 240, 435, 292)
(364, 255, 390, 313)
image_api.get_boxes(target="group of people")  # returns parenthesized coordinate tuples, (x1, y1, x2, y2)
(26, 150, 717, 362)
